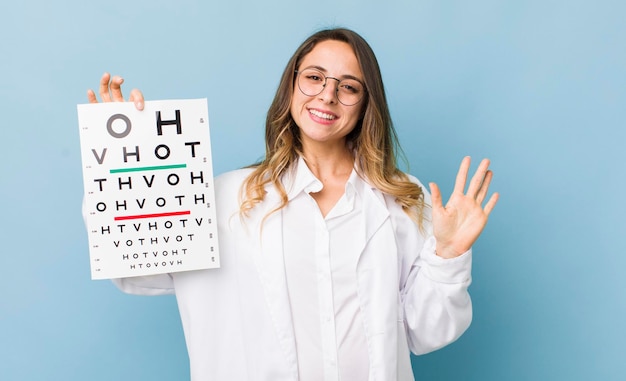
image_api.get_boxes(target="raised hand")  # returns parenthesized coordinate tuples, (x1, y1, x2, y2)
(87, 72, 145, 110)
(429, 157, 499, 259)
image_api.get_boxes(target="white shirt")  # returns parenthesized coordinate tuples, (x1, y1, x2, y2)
(283, 157, 369, 381)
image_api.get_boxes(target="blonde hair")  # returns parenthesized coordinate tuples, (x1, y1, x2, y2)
(239, 28, 426, 227)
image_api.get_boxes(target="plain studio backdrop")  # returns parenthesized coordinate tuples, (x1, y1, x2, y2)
(1, 0, 624, 380)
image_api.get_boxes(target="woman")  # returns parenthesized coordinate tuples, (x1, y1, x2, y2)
(87, 28, 498, 381)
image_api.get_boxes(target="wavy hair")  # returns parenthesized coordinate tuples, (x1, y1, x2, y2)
(239, 28, 426, 227)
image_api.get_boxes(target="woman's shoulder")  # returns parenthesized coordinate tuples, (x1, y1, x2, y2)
(380, 171, 432, 226)
(215, 167, 255, 188)
(213, 168, 254, 204)
(211, 168, 255, 218)
(402, 171, 427, 190)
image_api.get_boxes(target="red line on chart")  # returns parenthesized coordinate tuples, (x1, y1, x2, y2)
(114, 211, 191, 221)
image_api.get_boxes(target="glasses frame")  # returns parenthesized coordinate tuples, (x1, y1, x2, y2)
(295, 69, 366, 106)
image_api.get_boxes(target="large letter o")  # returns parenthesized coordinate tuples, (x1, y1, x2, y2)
(106, 114, 132, 138)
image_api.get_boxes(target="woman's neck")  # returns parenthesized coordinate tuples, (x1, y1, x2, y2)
(300, 140, 354, 181)
(300, 140, 355, 217)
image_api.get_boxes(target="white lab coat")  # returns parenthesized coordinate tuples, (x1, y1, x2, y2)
(112, 167, 473, 381)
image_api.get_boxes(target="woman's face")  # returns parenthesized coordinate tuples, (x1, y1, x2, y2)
(290, 40, 365, 150)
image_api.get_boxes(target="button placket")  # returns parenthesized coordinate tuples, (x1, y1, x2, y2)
(314, 215, 339, 381)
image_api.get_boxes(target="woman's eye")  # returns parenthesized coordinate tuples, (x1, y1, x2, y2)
(341, 83, 360, 94)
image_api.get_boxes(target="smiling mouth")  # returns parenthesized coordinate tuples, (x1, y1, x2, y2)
(308, 108, 337, 120)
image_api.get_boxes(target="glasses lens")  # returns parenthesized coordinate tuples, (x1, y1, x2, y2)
(336, 78, 364, 106)
(298, 69, 325, 97)
(297, 69, 365, 106)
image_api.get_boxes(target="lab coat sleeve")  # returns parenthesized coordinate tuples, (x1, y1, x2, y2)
(396, 177, 473, 355)
(111, 274, 175, 296)
(401, 236, 472, 355)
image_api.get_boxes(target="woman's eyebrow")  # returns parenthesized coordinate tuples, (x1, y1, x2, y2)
(301, 65, 364, 82)
(301, 64, 327, 72)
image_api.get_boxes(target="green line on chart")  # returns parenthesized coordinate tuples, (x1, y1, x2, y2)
(110, 164, 187, 174)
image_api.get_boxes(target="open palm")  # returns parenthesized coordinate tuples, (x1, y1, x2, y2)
(429, 157, 499, 259)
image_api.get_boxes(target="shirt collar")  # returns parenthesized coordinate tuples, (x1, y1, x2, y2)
(285, 156, 323, 200)
(284, 156, 362, 202)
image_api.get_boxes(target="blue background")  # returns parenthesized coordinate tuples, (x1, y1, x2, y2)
(1, 0, 624, 380)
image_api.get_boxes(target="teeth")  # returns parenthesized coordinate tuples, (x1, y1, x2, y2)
(309, 109, 336, 120)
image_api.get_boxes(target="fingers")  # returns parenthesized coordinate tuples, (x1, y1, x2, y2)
(109, 75, 125, 101)
(452, 156, 471, 195)
(475, 170, 493, 204)
(452, 156, 498, 209)
(483, 192, 499, 216)
(98, 72, 112, 102)
(128, 88, 145, 111)
(465, 158, 497, 215)
(465, 158, 491, 198)
(88, 72, 143, 109)
(87, 89, 98, 104)
(429, 182, 443, 210)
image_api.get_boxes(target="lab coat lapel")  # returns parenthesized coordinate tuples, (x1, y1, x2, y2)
(359, 181, 391, 252)
(357, 183, 402, 380)
(249, 191, 299, 376)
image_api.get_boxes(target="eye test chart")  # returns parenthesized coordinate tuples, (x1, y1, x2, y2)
(77, 99, 220, 280)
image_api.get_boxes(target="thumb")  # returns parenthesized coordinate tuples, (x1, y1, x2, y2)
(429, 182, 443, 210)
(129, 88, 145, 111)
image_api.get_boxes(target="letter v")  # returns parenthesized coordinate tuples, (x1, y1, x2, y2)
(143, 175, 155, 187)
(91, 148, 107, 164)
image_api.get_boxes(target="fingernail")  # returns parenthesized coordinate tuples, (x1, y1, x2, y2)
(136, 101, 144, 110)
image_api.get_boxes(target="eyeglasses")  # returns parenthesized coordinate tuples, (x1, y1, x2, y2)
(295, 68, 366, 106)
